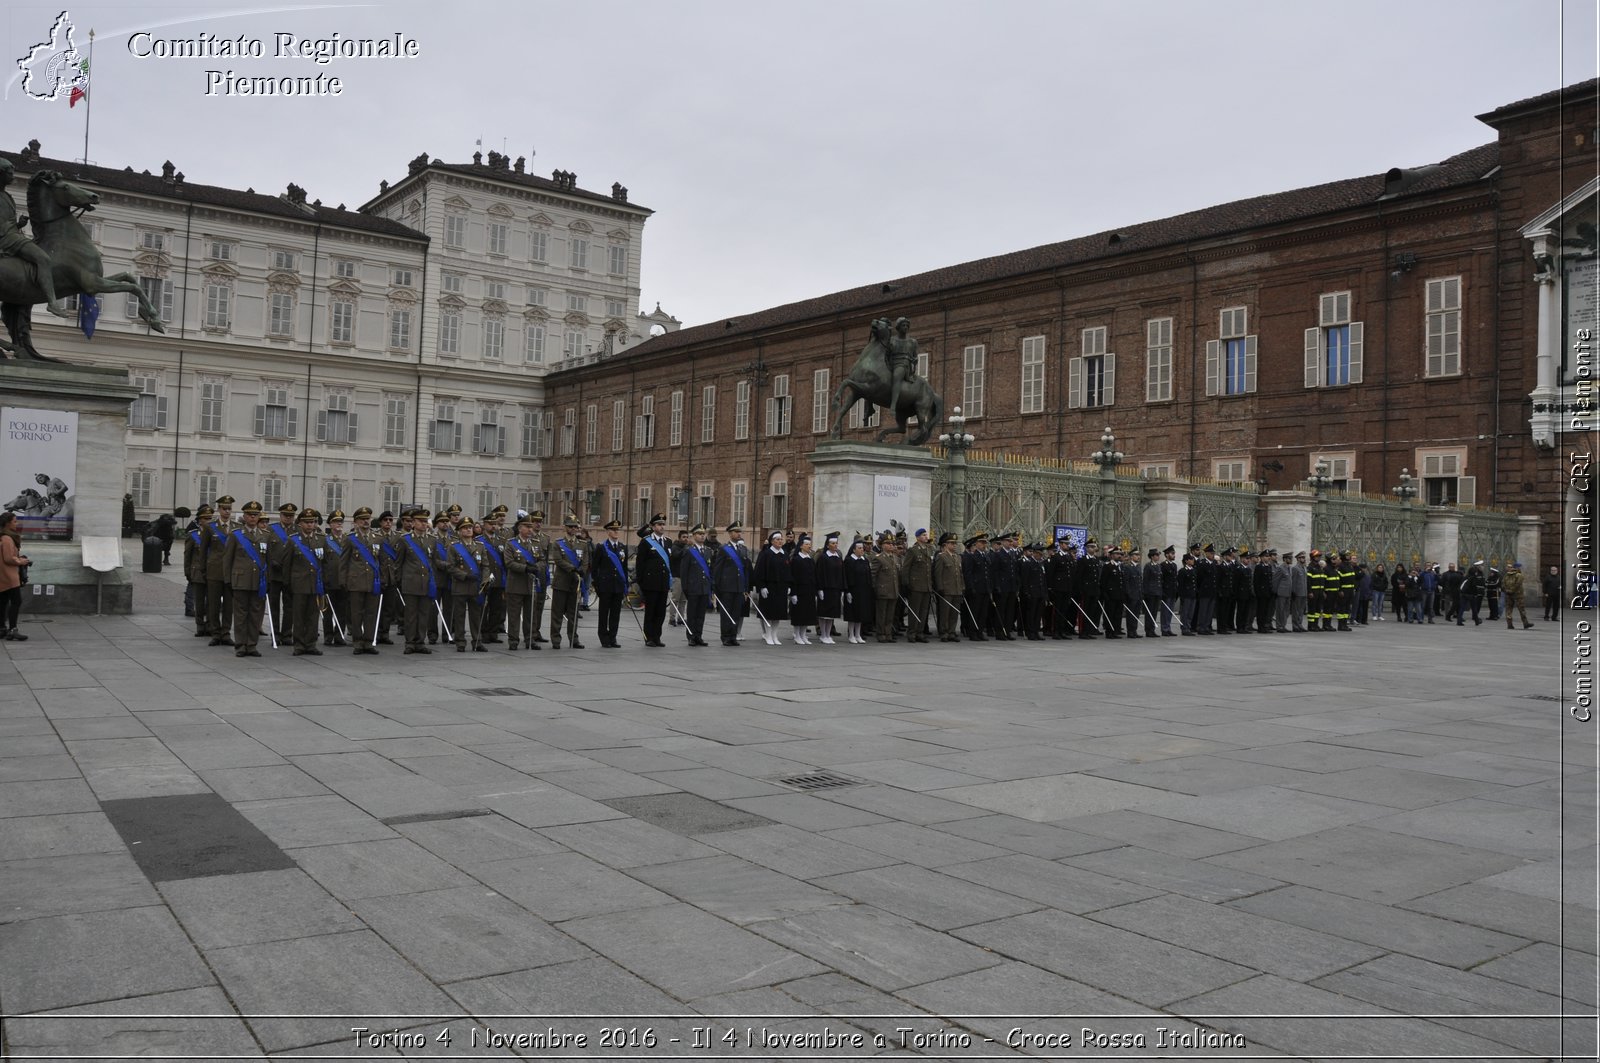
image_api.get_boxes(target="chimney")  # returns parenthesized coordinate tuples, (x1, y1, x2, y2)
(161, 160, 175, 182)
(514, 156, 525, 173)
(611, 182, 628, 202)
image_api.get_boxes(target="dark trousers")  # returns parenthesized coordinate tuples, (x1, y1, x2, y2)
(936, 592, 961, 639)
(716, 590, 743, 643)
(965, 594, 989, 637)
(1235, 596, 1253, 632)
(1143, 595, 1162, 636)
(484, 587, 505, 636)
(993, 594, 1016, 637)
(291, 593, 322, 651)
(451, 594, 484, 647)
(1021, 596, 1043, 638)
(550, 588, 580, 643)
(190, 580, 209, 635)
(685, 593, 709, 642)
(323, 590, 348, 644)
(1257, 593, 1274, 631)
(597, 591, 624, 645)
(1075, 595, 1099, 636)
(207, 578, 233, 638)
(907, 591, 931, 639)
(268, 580, 291, 639)
(348, 590, 380, 648)
(642, 590, 666, 643)
(1195, 595, 1216, 633)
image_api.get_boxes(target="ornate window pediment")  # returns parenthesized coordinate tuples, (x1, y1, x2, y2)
(438, 292, 467, 311)
(327, 277, 362, 297)
(606, 228, 630, 242)
(441, 195, 471, 211)
(202, 261, 240, 281)
(567, 219, 593, 234)
(388, 288, 418, 307)
(523, 306, 549, 323)
(529, 212, 553, 227)
(487, 203, 514, 218)
(267, 269, 300, 288)
(482, 298, 508, 315)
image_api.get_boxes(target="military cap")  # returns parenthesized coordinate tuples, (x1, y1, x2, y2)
(277, 502, 299, 515)
(637, 524, 652, 537)
(240, 500, 263, 515)
(939, 532, 958, 545)
(433, 512, 452, 525)
(963, 534, 982, 548)
(297, 507, 319, 522)
(1085, 535, 1097, 546)
(914, 527, 927, 537)
(563, 514, 581, 526)
(1473, 559, 1485, 566)
(1164, 545, 1176, 554)
(689, 523, 708, 534)
(650, 513, 667, 525)
(352, 507, 373, 520)
(528, 509, 546, 522)
(824, 531, 840, 543)
(1202, 542, 1215, 552)
(1148, 548, 1160, 558)
(376, 510, 393, 521)
(445, 503, 463, 516)
(491, 504, 509, 515)
(725, 521, 743, 533)
(603, 519, 622, 531)
(1241, 550, 1252, 559)
(216, 495, 236, 506)
(1296, 550, 1308, 558)
(1189, 542, 1201, 552)
(455, 515, 476, 527)
(1056, 533, 1071, 542)
(196, 505, 215, 519)
(327, 510, 345, 523)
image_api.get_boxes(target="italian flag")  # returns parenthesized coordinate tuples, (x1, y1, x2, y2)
(68, 56, 88, 108)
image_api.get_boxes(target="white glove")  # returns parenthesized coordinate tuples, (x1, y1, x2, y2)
(817, 590, 824, 599)
(789, 595, 798, 605)
(846, 593, 853, 604)
(760, 588, 768, 599)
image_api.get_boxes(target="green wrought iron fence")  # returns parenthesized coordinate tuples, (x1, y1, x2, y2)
(1312, 496, 1427, 567)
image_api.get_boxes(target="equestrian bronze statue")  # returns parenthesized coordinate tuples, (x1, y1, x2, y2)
(0, 160, 167, 362)
(828, 316, 945, 446)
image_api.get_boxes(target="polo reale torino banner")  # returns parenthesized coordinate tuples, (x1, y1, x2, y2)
(1, 407, 78, 538)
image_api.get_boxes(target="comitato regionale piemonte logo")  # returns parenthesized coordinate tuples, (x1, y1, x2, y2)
(16, 10, 90, 105)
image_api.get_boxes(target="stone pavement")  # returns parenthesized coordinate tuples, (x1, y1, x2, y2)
(0, 567, 1595, 1060)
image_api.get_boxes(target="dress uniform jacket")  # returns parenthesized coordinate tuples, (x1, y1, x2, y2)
(843, 553, 873, 624)
(220, 521, 273, 651)
(814, 549, 845, 619)
(788, 551, 818, 627)
(752, 545, 791, 621)
(870, 549, 901, 639)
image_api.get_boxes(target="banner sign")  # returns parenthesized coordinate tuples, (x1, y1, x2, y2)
(1, 407, 78, 539)
(1053, 524, 1089, 551)
(872, 474, 911, 535)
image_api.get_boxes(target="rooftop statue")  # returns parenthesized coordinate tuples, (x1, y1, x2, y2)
(0, 160, 167, 362)
(828, 316, 944, 446)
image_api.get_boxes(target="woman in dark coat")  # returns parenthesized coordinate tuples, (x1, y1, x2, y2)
(843, 537, 875, 643)
(815, 532, 846, 643)
(787, 533, 818, 644)
(751, 530, 790, 645)
(1390, 564, 1412, 622)
(1370, 563, 1389, 621)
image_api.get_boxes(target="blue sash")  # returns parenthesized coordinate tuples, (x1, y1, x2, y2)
(380, 542, 399, 562)
(452, 542, 485, 605)
(290, 535, 325, 596)
(557, 538, 580, 569)
(602, 541, 628, 588)
(478, 536, 507, 583)
(721, 543, 747, 588)
(231, 529, 268, 597)
(688, 545, 713, 588)
(646, 535, 673, 589)
(507, 540, 545, 592)
(189, 529, 202, 548)
(325, 538, 343, 559)
(349, 535, 383, 596)
(269, 523, 290, 544)
(402, 534, 438, 599)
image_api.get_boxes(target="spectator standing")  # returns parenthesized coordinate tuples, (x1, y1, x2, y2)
(1391, 564, 1413, 622)
(1441, 562, 1464, 621)
(1418, 563, 1438, 624)
(1369, 564, 1388, 621)
(1503, 562, 1533, 629)
(0, 511, 29, 641)
(1461, 561, 1487, 625)
(1543, 564, 1563, 622)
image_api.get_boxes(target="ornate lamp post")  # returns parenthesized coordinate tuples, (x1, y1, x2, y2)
(1089, 426, 1124, 545)
(938, 406, 975, 540)
(1391, 467, 1418, 506)
(1308, 459, 1334, 547)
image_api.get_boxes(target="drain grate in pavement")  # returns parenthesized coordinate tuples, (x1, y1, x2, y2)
(461, 687, 530, 697)
(603, 793, 774, 836)
(380, 808, 493, 827)
(773, 770, 860, 792)
(102, 793, 295, 883)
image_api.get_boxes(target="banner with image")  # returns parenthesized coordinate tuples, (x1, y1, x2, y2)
(1, 407, 78, 539)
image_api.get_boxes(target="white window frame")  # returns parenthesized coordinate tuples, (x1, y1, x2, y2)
(444, 213, 466, 249)
(734, 380, 750, 440)
(766, 374, 791, 437)
(561, 408, 575, 456)
(384, 394, 408, 448)
(1305, 292, 1364, 388)
(129, 469, 154, 508)
(438, 311, 461, 356)
(198, 377, 226, 434)
(731, 481, 748, 527)
(585, 404, 598, 455)
(204, 281, 231, 330)
(271, 250, 297, 272)
(487, 221, 507, 257)
(520, 408, 541, 459)
(128, 372, 168, 430)
(389, 308, 412, 351)
(196, 473, 220, 507)
(529, 230, 548, 264)
(482, 317, 504, 361)
(429, 400, 462, 453)
(382, 484, 404, 515)
(1425, 276, 1462, 377)
(207, 240, 233, 262)
(125, 276, 174, 323)
(697, 482, 715, 526)
(570, 237, 589, 271)
(1309, 451, 1360, 496)
(333, 258, 357, 280)
(392, 268, 414, 288)
(670, 390, 684, 446)
(608, 244, 626, 276)
(611, 399, 626, 452)
(1145, 317, 1173, 403)
(1069, 327, 1115, 410)
(442, 272, 464, 294)
(317, 389, 356, 445)
(255, 383, 296, 441)
(260, 476, 284, 513)
(1213, 457, 1250, 483)
(324, 480, 345, 515)
(485, 280, 506, 302)
(701, 385, 716, 442)
(267, 291, 295, 337)
(1139, 462, 1174, 479)
(1205, 307, 1257, 396)
(812, 368, 831, 433)
(524, 322, 546, 364)
(1417, 446, 1474, 506)
(962, 344, 986, 418)
(1020, 335, 1046, 414)
(635, 394, 656, 449)
(329, 298, 354, 345)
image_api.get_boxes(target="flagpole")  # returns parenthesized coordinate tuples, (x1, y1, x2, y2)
(81, 28, 94, 164)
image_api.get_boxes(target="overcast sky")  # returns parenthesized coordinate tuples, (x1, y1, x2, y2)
(4, 0, 1596, 328)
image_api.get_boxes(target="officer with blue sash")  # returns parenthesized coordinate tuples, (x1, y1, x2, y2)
(592, 519, 629, 648)
(220, 500, 272, 656)
(341, 506, 388, 655)
(322, 510, 350, 647)
(503, 515, 544, 651)
(680, 523, 714, 647)
(398, 509, 439, 654)
(479, 506, 510, 643)
(265, 502, 298, 645)
(710, 521, 751, 647)
(447, 516, 493, 652)
(634, 514, 672, 648)
(285, 508, 329, 656)
(184, 505, 214, 638)
(545, 515, 591, 649)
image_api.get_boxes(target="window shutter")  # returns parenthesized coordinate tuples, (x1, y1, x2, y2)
(427, 422, 437, 450)
(254, 405, 266, 436)
(1102, 353, 1116, 407)
(163, 281, 175, 322)
(1068, 356, 1083, 409)
(454, 423, 462, 452)
(1348, 322, 1364, 384)
(347, 412, 358, 444)
(316, 410, 328, 441)
(156, 397, 169, 428)
(1304, 328, 1321, 388)
(1456, 476, 1475, 505)
(1243, 335, 1258, 393)
(125, 293, 138, 319)
(1344, 478, 1362, 497)
(287, 407, 298, 439)
(472, 424, 482, 454)
(498, 426, 507, 456)
(1205, 340, 1221, 396)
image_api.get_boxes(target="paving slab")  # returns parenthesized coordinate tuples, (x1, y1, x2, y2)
(1472, 941, 1600, 1007)
(749, 904, 1003, 992)
(929, 812, 1123, 859)
(0, 905, 215, 1013)
(1064, 845, 1285, 902)
(158, 867, 362, 948)
(393, 813, 568, 865)
(928, 774, 1175, 822)
(538, 817, 722, 867)
(0, 849, 160, 922)
(1, 986, 259, 1061)
(940, 851, 1163, 912)
(700, 823, 899, 879)
(1060, 808, 1268, 857)
(1402, 883, 1598, 953)
(285, 838, 477, 900)
(444, 956, 683, 1018)
(0, 810, 124, 860)
(629, 854, 847, 925)
(813, 863, 1043, 931)
(353, 886, 594, 982)
(466, 851, 675, 922)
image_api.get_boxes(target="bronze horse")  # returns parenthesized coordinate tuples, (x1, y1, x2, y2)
(1, 170, 167, 361)
(828, 318, 944, 446)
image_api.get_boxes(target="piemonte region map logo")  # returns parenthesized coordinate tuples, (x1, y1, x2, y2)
(16, 11, 90, 106)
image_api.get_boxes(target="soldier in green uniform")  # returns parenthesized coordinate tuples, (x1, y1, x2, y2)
(445, 516, 492, 652)
(341, 506, 388, 655)
(932, 532, 964, 641)
(203, 495, 237, 645)
(902, 527, 934, 643)
(284, 508, 329, 656)
(397, 509, 440, 654)
(220, 500, 272, 656)
(870, 534, 902, 642)
(263, 502, 298, 645)
(322, 510, 350, 646)
(480, 505, 510, 643)
(523, 510, 550, 643)
(546, 515, 591, 649)
(183, 506, 214, 637)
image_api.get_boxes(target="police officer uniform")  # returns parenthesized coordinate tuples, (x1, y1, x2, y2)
(591, 520, 630, 648)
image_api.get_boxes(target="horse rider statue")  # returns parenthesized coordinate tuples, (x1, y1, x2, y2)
(886, 316, 918, 419)
(0, 159, 73, 319)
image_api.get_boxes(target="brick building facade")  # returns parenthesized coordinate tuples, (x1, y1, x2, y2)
(543, 82, 1594, 567)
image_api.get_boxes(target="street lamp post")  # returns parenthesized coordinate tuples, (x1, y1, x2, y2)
(1392, 467, 1420, 568)
(938, 406, 975, 541)
(1308, 459, 1334, 548)
(1089, 426, 1124, 546)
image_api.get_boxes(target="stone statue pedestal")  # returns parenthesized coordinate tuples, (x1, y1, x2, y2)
(1, 362, 140, 614)
(806, 441, 938, 540)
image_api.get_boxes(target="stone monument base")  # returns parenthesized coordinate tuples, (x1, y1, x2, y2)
(806, 440, 938, 540)
(1, 361, 139, 615)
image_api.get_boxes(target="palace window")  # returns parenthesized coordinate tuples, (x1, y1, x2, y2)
(1069, 327, 1114, 409)
(1425, 277, 1461, 377)
(438, 311, 461, 355)
(1206, 307, 1257, 396)
(384, 394, 408, 447)
(482, 317, 504, 361)
(198, 377, 226, 434)
(254, 383, 297, 440)
(329, 298, 354, 344)
(128, 373, 167, 430)
(962, 344, 986, 417)
(268, 291, 295, 337)
(812, 368, 831, 433)
(1145, 317, 1173, 402)
(1305, 292, 1364, 388)
(670, 390, 684, 446)
(734, 381, 750, 440)
(1020, 335, 1046, 413)
(316, 390, 357, 444)
(524, 323, 546, 364)
(766, 374, 791, 436)
(429, 400, 461, 452)
(701, 385, 717, 442)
